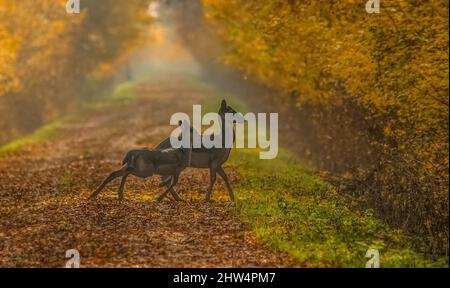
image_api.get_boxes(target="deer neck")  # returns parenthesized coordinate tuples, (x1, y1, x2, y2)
(220, 113, 235, 148)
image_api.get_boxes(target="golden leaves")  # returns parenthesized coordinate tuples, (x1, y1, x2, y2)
(202, 0, 449, 254)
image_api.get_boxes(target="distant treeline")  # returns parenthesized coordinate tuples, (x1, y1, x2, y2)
(0, 0, 150, 144)
(202, 0, 449, 255)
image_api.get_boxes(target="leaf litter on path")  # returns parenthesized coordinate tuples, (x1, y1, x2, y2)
(0, 80, 296, 267)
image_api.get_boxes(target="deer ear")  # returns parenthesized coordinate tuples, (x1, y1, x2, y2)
(221, 99, 227, 108)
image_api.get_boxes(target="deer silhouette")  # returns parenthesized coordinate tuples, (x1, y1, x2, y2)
(156, 99, 242, 202)
(89, 142, 191, 202)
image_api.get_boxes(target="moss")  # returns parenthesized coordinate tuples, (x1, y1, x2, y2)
(0, 117, 72, 156)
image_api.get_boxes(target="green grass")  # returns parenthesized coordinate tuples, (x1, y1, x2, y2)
(84, 80, 139, 109)
(110, 81, 138, 103)
(227, 148, 448, 267)
(0, 117, 72, 156)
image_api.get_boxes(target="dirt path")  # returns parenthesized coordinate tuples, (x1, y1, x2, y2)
(0, 78, 295, 267)
(0, 6, 297, 267)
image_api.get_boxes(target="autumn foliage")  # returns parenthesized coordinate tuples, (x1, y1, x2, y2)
(0, 0, 150, 144)
(203, 0, 449, 254)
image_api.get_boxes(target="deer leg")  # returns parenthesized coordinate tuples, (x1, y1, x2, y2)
(157, 174, 179, 202)
(118, 173, 131, 203)
(168, 186, 183, 201)
(217, 166, 234, 202)
(158, 176, 183, 201)
(90, 168, 127, 199)
(205, 166, 218, 202)
(159, 176, 172, 187)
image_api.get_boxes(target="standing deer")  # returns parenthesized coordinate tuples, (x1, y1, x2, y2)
(156, 99, 242, 203)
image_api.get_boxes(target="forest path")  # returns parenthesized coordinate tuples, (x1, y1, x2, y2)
(0, 76, 296, 267)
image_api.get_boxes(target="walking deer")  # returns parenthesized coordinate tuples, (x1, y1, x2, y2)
(89, 144, 191, 202)
(156, 99, 243, 203)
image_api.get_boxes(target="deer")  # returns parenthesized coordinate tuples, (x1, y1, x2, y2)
(89, 132, 192, 203)
(155, 99, 243, 203)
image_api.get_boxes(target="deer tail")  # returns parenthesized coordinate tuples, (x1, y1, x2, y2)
(122, 151, 137, 171)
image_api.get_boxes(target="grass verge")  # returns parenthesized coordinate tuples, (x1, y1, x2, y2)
(227, 148, 448, 267)
(0, 117, 73, 157)
(82, 80, 139, 109)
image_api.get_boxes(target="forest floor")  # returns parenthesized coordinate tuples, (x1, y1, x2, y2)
(0, 77, 298, 267)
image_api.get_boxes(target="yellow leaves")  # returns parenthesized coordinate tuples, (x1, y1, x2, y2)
(0, 2, 20, 95)
(0, 0, 153, 145)
(0, 0, 71, 97)
(203, 0, 449, 255)
(51, 20, 66, 34)
(202, 0, 223, 6)
(0, 0, 150, 97)
(204, 0, 448, 137)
